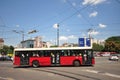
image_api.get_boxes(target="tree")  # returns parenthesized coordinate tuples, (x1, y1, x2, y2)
(0, 45, 14, 56)
(92, 43, 104, 51)
(1, 45, 9, 55)
(9, 46, 14, 51)
(104, 36, 120, 53)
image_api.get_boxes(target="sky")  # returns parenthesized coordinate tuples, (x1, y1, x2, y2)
(0, 0, 120, 46)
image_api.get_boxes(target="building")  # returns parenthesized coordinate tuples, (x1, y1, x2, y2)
(20, 39, 34, 48)
(18, 36, 52, 48)
(0, 38, 4, 49)
(34, 36, 52, 48)
(92, 38, 105, 46)
(34, 36, 43, 48)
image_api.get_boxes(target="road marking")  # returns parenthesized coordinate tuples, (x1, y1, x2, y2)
(85, 69, 99, 74)
(83, 69, 120, 78)
(0, 76, 15, 80)
(104, 73, 120, 78)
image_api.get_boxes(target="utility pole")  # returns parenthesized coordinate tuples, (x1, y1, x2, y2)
(13, 29, 37, 48)
(56, 24, 59, 47)
(13, 30, 24, 41)
(13, 30, 25, 48)
(88, 28, 93, 39)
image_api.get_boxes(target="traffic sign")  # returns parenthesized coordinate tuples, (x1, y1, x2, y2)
(78, 38, 85, 47)
(78, 38, 91, 47)
(86, 38, 91, 47)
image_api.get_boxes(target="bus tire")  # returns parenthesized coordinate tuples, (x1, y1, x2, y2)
(73, 60, 80, 67)
(32, 60, 39, 68)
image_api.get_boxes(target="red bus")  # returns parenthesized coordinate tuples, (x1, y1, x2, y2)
(13, 47, 95, 67)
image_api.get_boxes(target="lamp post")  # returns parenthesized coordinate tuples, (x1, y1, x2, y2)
(13, 29, 37, 48)
(13, 30, 24, 41)
(88, 28, 93, 39)
(57, 24, 59, 47)
(53, 23, 59, 47)
(13, 30, 24, 48)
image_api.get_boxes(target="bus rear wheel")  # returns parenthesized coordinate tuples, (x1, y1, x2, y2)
(32, 61, 39, 68)
(73, 61, 80, 67)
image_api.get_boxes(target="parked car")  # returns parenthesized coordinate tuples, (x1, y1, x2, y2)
(0, 56, 12, 61)
(109, 54, 119, 61)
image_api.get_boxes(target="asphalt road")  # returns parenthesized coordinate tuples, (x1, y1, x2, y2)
(0, 57, 120, 80)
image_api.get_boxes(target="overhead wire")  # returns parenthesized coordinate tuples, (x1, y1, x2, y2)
(58, 2, 90, 24)
(66, 0, 94, 26)
(61, 0, 100, 36)
(26, 0, 102, 31)
(58, 0, 98, 25)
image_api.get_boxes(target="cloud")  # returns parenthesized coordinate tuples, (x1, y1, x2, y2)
(59, 35, 77, 41)
(72, 2, 76, 7)
(59, 36, 68, 41)
(82, 0, 106, 5)
(16, 25, 20, 27)
(91, 31, 99, 35)
(88, 30, 99, 35)
(89, 11, 98, 17)
(53, 23, 59, 29)
(77, 14, 82, 18)
(68, 35, 77, 39)
(99, 23, 107, 28)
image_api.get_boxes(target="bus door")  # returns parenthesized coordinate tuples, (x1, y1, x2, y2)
(51, 51, 60, 65)
(82, 50, 92, 65)
(20, 52, 29, 65)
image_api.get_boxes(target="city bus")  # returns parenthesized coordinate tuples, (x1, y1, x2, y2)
(13, 47, 95, 67)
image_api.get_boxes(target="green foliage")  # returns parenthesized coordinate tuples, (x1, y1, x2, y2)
(104, 36, 120, 53)
(92, 43, 104, 51)
(106, 36, 120, 43)
(50, 45, 58, 47)
(0, 45, 14, 55)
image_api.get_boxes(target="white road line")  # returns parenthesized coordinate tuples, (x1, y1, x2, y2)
(83, 69, 120, 78)
(84, 69, 99, 74)
(104, 73, 120, 78)
(0, 76, 15, 80)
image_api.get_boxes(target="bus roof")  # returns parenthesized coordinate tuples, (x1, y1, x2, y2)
(14, 47, 92, 51)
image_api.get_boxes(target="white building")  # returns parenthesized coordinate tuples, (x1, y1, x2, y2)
(34, 36, 43, 48)
(92, 38, 105, 46)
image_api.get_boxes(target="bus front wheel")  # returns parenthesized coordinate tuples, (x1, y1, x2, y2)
(73, 61, 80, 67)
(32, 61, 39, 68)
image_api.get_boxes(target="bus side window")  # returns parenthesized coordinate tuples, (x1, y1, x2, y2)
(29, 52, 33, 57)
(76, 50, 80, 56)
(44, 51, 50, 57)
(64, 50, 68, 56)
(15, 52, 20, 57)
(71, 50, 75, 56)
(61, 50, 64, 56)
(79, 53, 82, 56)
(67, 50, 71, 56)
(38, 51, 44, 57)
(72, 53, 74, 56)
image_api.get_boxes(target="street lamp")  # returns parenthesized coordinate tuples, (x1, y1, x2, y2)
(57, 24, 59, 47)
(13, 29, 37, 48)
(53, 23, 59, 47)
(28, 30, 37, 34)
(87, 28, 93, 38)
(13, 30, 24, 41)
(13, 30, 25, 48)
